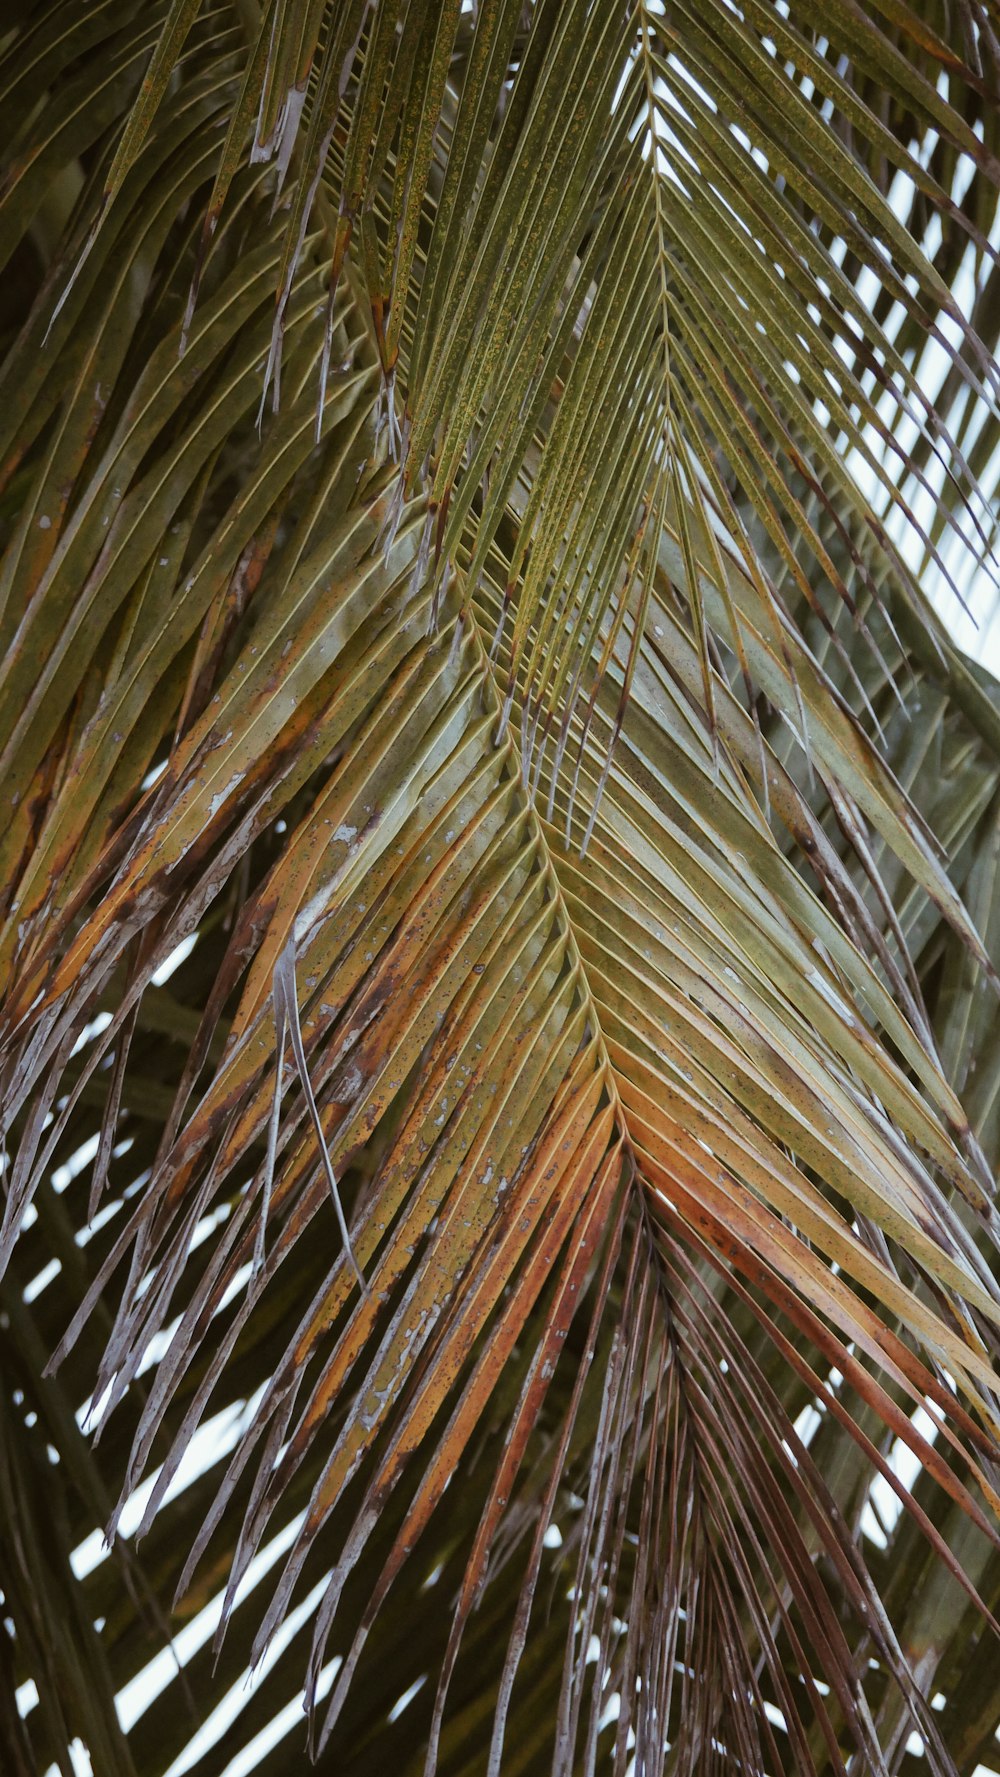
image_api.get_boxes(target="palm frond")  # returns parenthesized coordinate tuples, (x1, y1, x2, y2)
(2, 3, 1000, 1774)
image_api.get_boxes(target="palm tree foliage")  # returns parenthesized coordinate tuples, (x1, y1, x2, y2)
(2, 0, 1000, 1771)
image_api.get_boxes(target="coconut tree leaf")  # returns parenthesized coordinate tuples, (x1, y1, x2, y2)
(2, 4, 1000, 1776)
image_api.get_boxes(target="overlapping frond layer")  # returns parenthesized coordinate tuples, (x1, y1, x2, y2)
(2, 2, 1000, 1775)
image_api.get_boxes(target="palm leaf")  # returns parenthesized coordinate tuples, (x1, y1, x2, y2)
(2, 3, 1000, 1773)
